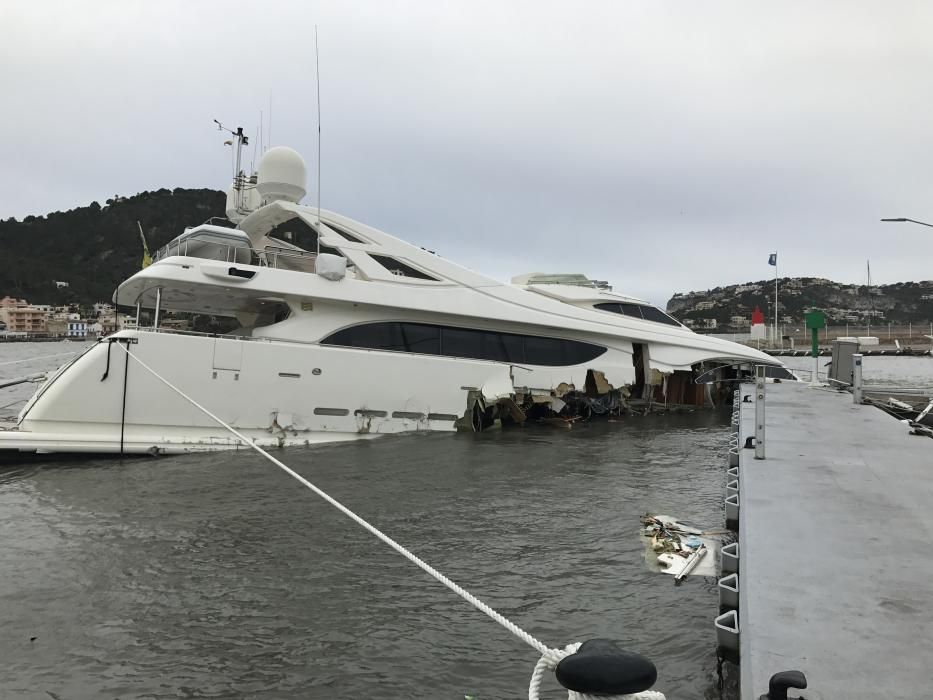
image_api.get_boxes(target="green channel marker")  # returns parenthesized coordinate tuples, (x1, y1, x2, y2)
(804, 310, 826, 384)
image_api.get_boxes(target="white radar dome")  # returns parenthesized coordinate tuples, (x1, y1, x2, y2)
(256, 146, 307, 204)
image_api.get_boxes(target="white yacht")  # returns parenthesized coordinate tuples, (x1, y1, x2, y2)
(1, 143, 783, 455)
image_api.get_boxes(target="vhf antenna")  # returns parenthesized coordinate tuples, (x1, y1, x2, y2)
(315, 25, 322, 256)
(214, 119, 249, 211)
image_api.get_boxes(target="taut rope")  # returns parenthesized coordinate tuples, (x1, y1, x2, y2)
(116, 343, 664, 700)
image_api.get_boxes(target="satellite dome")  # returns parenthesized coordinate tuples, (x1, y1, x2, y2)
(256, 146, 307, 204)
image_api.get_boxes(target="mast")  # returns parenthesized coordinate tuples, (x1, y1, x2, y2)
(774, 252, 778, 347)
(315, 24, 322, 257)
(213, 120, 249, 211)
(867, 260, 872, 337)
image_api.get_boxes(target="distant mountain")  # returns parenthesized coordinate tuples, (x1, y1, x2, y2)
(667, 277, 933, 328)
(0, 189, 225, 305)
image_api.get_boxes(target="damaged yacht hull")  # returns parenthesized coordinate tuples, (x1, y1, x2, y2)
(0, 330, 522, 454)
(1, 145, 785, 454)
(0, 324, 770, 455)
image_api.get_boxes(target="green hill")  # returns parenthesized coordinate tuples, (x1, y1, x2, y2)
(0, 189, 225, 305)
(5, 192, 933, 328)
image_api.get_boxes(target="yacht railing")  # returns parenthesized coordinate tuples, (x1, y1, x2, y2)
(526, 279, 613, 290)
(153, 234, 318, 272)
(128, 326, 318, 346)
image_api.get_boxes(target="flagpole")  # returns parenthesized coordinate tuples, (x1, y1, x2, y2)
(774, 252, 778, 348)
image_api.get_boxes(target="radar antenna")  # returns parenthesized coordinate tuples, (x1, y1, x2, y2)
(213, 119, 249, 211)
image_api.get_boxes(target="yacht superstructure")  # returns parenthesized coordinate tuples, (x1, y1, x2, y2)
(1, 143, 783, 455)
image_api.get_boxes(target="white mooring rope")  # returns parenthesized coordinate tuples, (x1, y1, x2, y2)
(117, 344, 665, 700)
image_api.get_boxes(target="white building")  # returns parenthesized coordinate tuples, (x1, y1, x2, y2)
(66, 321, 87, 338)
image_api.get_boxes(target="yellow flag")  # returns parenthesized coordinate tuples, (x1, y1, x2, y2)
(137, 221, 152, 268)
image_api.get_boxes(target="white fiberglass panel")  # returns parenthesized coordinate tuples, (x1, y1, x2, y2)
(18, 332, 513, 440)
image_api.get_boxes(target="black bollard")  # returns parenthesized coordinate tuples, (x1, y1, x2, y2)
(555, 639, 657, 696)
(758, 670, 808, 700)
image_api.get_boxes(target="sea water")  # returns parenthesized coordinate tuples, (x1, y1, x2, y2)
(4, 343, 929, 699)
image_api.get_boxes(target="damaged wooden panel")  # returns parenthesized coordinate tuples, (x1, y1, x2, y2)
(497, 397, 526, 423)
(585, 369, 613, 395)
(652, 371, 708, 406)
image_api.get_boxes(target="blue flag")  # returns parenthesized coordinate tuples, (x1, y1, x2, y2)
(768, 253, 777, 266)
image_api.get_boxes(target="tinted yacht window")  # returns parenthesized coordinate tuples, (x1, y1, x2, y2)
(322, 322, 605, 366)
(267, 217, 318, 250)
(523, 335, 566, 365)
(440, 328, 525, 363)
(323, 222, 365, 243)
(594, 302, 681, 326)
(324, 323, 406, 351)
(639, 305, 681, 325)
(440, 327, 485, 360)
(400, 323, 441, 354)
(369, 255, 438, 281)
(493, 333, 525, 363)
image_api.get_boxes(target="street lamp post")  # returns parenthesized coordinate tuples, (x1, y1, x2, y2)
(882, 218, 930, 348)
(881, 217, 933, 228)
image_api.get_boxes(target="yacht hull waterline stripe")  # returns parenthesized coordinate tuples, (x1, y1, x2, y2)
(114, 344, 662, 700)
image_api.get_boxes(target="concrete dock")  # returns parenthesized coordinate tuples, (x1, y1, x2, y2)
(734, 381, 933, 700)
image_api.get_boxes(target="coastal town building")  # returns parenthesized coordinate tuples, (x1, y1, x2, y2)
(45, 318, 68, 337)
(0, 296, 49, 335)
(100, 314, 132, 335)
(66, 321, 88, 338)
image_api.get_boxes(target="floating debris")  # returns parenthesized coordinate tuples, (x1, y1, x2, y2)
(640, 514, 725, 579)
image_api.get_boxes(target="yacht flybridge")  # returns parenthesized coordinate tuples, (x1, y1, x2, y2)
(1, 142, 784, 454)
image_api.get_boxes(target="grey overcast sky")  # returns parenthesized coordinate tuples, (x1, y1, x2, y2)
(3, 1, 933, 305)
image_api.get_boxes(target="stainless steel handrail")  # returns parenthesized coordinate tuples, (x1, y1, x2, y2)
(153, 233, 318, 271)
(129, 326, 321, 347)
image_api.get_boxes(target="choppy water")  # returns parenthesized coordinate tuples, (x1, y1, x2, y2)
(1, 420, 737, 700)
(0, 342, 784, 699)
(779, 353, 933, 390)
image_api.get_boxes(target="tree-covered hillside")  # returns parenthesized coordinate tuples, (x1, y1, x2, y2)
(667, 277, 933, 326)
(0, 189, 225, 305)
